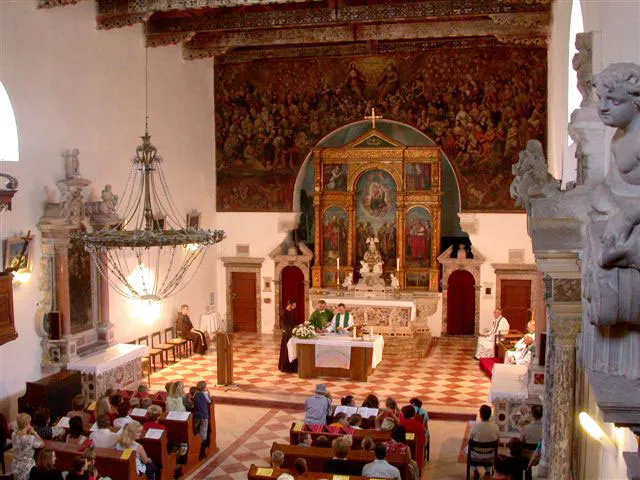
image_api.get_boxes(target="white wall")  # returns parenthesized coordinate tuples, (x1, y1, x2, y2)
(459, 213, 534, 333)
(0, 1, 215, 415)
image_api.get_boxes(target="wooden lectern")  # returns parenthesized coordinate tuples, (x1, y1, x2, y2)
(216, 332, 233, 386)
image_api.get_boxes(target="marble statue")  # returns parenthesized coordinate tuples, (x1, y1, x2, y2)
(64, 149, 81, 179)
(100, 184, 118, 217)
(390, 273, 399, 289)
(584, 63, 640, 325)
(572, 32, 596, 108)
(510, 139, 560, 210)
(358, 237, 386, 287)
(61, 187, 85, 224)
(342, 272, 353, 288)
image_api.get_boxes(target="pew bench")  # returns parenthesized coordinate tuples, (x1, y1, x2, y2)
(138, 428, 177, 480)
(43, 440, 139, 480)
(248, 464, 393, 479)
(270, 442, 411, 480)
(289, 422, 417, 462)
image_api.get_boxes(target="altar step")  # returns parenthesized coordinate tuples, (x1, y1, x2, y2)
(383, 331, 432, 357)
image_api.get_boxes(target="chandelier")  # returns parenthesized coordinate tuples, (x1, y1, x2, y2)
(73, 122, 224, 301)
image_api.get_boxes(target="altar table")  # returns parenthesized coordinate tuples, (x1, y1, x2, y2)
(67, 343, 146, 400)
(287, 334, 384, 381)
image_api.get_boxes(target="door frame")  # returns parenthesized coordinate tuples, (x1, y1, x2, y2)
(222, 256, 264, 333)
(446, 269, 477, 336)
(492, 263, 538, 327)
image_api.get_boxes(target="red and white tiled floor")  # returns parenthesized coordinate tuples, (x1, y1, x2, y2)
(149, 334, 491, 409)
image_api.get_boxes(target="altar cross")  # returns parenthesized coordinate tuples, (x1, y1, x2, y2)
(364, 107, 383, 129)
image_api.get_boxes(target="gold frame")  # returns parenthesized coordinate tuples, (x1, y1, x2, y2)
(4, 235, 34, 273)
(312, 128, 442, 291)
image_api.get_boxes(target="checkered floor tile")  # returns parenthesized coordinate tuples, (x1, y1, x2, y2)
(149, 334, 490, 408)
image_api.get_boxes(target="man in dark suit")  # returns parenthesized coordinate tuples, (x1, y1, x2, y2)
(176, 304, 207, 354)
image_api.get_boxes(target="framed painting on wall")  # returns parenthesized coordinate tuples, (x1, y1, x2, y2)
(322, 206, 348, 266)
(405, 207, 432, 268)
(186, 211, 201, 230)
(4, 235, 34, 272)
(323, 164, 348, 191)
(405, 271, 429, 289)
(405, 163, 432, 191)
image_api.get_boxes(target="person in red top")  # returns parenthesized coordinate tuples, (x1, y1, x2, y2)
(142, 405, 166, 431)
(399, 405, 426, 468)
(383, 424, 410, 457)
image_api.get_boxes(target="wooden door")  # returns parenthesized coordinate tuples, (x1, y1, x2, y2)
(500, 279, 531, 333)
(281, 266, 305, 325)
(231, 272, 257, 332)
(447, 270, 475, 335)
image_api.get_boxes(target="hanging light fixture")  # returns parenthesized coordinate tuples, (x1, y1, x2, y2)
(72, 13, 224, 302)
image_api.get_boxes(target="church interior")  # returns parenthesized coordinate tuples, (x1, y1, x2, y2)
(0, 0, 639, 479)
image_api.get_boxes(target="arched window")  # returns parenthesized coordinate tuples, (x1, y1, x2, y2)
(0, 81, 19, 162)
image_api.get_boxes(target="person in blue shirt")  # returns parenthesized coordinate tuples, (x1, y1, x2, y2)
(193, 380, 212, 460)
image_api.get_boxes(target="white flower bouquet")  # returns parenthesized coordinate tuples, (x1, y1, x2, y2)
(292, 322, 317, 339)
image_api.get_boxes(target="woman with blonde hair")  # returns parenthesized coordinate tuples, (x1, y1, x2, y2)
(166, 381, 187, 412)
(116, 421, 157, 479)
(94, 395, 112, 421)
(12, 413, 43, 480)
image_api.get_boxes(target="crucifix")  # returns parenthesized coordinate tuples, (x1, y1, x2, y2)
(364, 107, 383, 129)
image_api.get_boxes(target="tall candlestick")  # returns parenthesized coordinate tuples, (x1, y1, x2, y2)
(396, 257, 400, 271)
(337, 257, 340, 270)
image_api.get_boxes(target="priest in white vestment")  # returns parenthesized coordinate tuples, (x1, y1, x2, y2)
(474, 308, 510, 359)
(327, 303, 355, 334)
(506, 335, 534, 366)
(504, 320, 536, 364)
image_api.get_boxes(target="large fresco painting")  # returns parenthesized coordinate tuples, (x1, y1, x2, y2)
(355, 169, 397, 268)
(322, 206, 348, 266)
(215, 44, 547, 212)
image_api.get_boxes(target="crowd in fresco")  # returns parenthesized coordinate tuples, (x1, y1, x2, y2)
(215, 46, 547, 211)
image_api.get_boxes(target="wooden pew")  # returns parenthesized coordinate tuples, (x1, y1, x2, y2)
(160, 412, 203, 473)
(43, 440, 138, 480)
(289, 423, 417, 462)
(248, 464, 385, 479)
(139, 429, 176, 480)
(270, 442, 411, 480)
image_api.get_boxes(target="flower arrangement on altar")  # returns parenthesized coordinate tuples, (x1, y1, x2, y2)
(292, 322, 317, 339)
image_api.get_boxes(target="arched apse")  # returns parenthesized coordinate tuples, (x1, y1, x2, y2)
(293, 119, 464, 247)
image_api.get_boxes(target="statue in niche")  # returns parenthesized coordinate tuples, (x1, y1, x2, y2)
(510, 139, 560, 210)
(360, 237, 384, 275)
(572, 32, 596, 107)
(61, 187, 85, 225)
(584, 63, 640, 325)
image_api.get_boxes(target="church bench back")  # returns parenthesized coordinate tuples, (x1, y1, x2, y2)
(42, 440, 138, 480)
(248, 464, 387, 479)
(139, 429, 176, 480)
(289, 423, 417, 461)
(270, 442, 411, 480)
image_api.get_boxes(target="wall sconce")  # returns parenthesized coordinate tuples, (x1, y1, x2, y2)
(579, 412, 618, 453)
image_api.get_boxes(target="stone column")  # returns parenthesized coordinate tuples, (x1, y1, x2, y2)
(53, 243, 71, 336)
(546, 304, 582, 480)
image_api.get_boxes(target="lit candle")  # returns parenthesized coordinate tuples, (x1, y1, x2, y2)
(337, 257, 340, 270)
(396, 257, 400, 271)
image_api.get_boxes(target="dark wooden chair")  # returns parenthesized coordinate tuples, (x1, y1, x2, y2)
(138, 335, 164, 370)
(466, 439, 498, 480)
(152, 331, 176, 365)
(165, 326, 189, 359)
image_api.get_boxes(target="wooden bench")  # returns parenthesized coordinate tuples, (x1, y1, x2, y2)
(43, 440, 138, 480)
(289, 422, 417, 462)
(139, 429, 177, 480)
(248, 464, 387, 479)
(270, 442, 411, 480)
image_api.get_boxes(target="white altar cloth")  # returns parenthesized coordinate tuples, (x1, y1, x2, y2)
(67, 343, 146, 376)
(489, 364, 529, 402)
(287, 334, 385, 369)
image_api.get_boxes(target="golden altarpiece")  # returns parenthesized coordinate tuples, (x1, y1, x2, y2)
(311, 127, 442, 291)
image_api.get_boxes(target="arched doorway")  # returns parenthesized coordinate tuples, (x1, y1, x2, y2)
(447, 270, 475, 335)
(281, 266, 305, 324)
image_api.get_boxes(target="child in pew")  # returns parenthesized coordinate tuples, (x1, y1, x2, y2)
(82, 447, 111, 480)
(297, 433, 312, 448)
(349, 414, 363, 430)
(116, 421, 158, 480)
(133, 384, 150, 400)
(293, 458, 308, 478)
(65, 416, 88, 446)
(65, 456, 90, 480)
(193, 380, 212, 459)
(142, 405, 166, 431)
(67, 395, 91, 429)
(271, 450, 285, 475)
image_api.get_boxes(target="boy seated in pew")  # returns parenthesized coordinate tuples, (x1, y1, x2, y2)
(297, 433, 312, 448)
(142, 405, 165, 431)
(88, 415, 119, 449)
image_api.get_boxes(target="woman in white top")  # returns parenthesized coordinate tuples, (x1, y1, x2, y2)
(166, 381, 187, 412)
(116, 421, 157, 479)
(12, 413, 43, 480)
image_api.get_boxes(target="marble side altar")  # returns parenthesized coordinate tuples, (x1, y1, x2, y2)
(67, 343, 146, 400)
(309, 289, 438, 356)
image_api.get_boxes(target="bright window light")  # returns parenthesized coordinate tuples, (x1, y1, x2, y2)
(0, 81, 19, 162)
(579, 412, 605, 441)
(567, 0, 585, 122)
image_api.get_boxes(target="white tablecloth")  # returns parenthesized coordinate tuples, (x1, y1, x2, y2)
(199, 312, 221, 333)
(489, 364, 529, 402)
(67, 343, 146, 375)
(287, 334, 385, 369)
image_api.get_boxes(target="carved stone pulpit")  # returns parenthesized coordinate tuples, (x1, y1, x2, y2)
(37, 150, 122, 371)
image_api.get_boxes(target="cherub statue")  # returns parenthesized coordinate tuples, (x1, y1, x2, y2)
(590, 63, 640, 267)
(100, 184, 118, 216)
(389, 273, 400, 289)
(342, 272, 353, 288)
(64, 149, 81, 179)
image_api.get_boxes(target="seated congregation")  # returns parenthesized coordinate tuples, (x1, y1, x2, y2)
(3, 380, 216, 480)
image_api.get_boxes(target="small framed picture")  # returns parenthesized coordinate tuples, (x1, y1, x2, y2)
(186, 211, 200, 230)
(4, 234, 34, 272)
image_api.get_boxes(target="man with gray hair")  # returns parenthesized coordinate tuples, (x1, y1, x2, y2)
(304, 383, 332, 425)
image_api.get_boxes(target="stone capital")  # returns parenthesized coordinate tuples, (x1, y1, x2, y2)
(548, 302, 582, 347)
